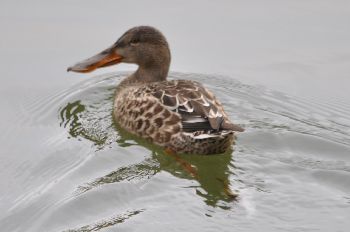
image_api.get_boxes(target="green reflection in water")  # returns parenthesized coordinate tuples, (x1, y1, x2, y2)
(60, 99, 238, 209)
(60, 101, 85, 137)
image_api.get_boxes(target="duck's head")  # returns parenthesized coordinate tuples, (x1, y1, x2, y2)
(68, 26, 171, 80)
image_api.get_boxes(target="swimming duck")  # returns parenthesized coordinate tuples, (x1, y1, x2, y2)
(68, 26, 243, 154)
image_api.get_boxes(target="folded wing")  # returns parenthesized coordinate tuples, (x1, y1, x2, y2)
(147, 80, 243, 132)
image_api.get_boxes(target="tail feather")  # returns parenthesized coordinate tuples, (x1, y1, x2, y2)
(222, 121, 244, 132)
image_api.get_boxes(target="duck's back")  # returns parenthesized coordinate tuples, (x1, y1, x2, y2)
(113, 79, 243, 154)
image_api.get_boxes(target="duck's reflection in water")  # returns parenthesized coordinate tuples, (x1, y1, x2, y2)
(60, 100, 238, 209)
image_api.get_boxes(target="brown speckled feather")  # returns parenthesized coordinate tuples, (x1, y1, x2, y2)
(113, 79, 243, 154)
(145, 80, 243, 132)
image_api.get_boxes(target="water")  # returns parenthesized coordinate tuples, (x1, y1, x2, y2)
(1, 0, 350, 231)
(1, 72, 349, 231)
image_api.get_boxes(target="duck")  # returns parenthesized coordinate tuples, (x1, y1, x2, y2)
(68, 26, 244, 155)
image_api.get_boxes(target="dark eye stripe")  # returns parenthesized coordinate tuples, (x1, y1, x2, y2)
(129, 40, 139, 45)
(130, 35, 141, 44)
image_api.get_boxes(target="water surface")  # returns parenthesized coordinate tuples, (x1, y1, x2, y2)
(1, 0, 350, 231)
(2, 72, 350, 231)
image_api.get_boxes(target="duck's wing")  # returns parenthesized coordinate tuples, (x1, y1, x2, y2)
(147, 80, 244, 132)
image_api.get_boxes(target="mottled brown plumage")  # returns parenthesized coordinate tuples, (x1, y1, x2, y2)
(68, 26, 244, 154)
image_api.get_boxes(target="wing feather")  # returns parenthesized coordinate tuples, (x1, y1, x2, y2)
(147, 80, 243, 132)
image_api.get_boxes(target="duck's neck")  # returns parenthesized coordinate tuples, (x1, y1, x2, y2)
(134, 63, 169, 82)
(119, 64, 170, 88)
(121, 47, 171, 85)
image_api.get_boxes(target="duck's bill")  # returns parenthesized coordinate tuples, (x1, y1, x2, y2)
(67, 46, 122, 73)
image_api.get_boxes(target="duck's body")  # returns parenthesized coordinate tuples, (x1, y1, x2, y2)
(114, 79, 240, 154)
(68, 26, 243, 154)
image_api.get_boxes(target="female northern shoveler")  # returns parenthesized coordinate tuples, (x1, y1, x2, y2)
(68, 26, 244, 155)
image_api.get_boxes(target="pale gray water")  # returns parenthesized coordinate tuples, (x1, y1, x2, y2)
(1, 1, 350, 231)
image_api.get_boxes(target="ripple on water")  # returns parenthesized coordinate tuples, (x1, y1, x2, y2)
(3, 72, 350, 231)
